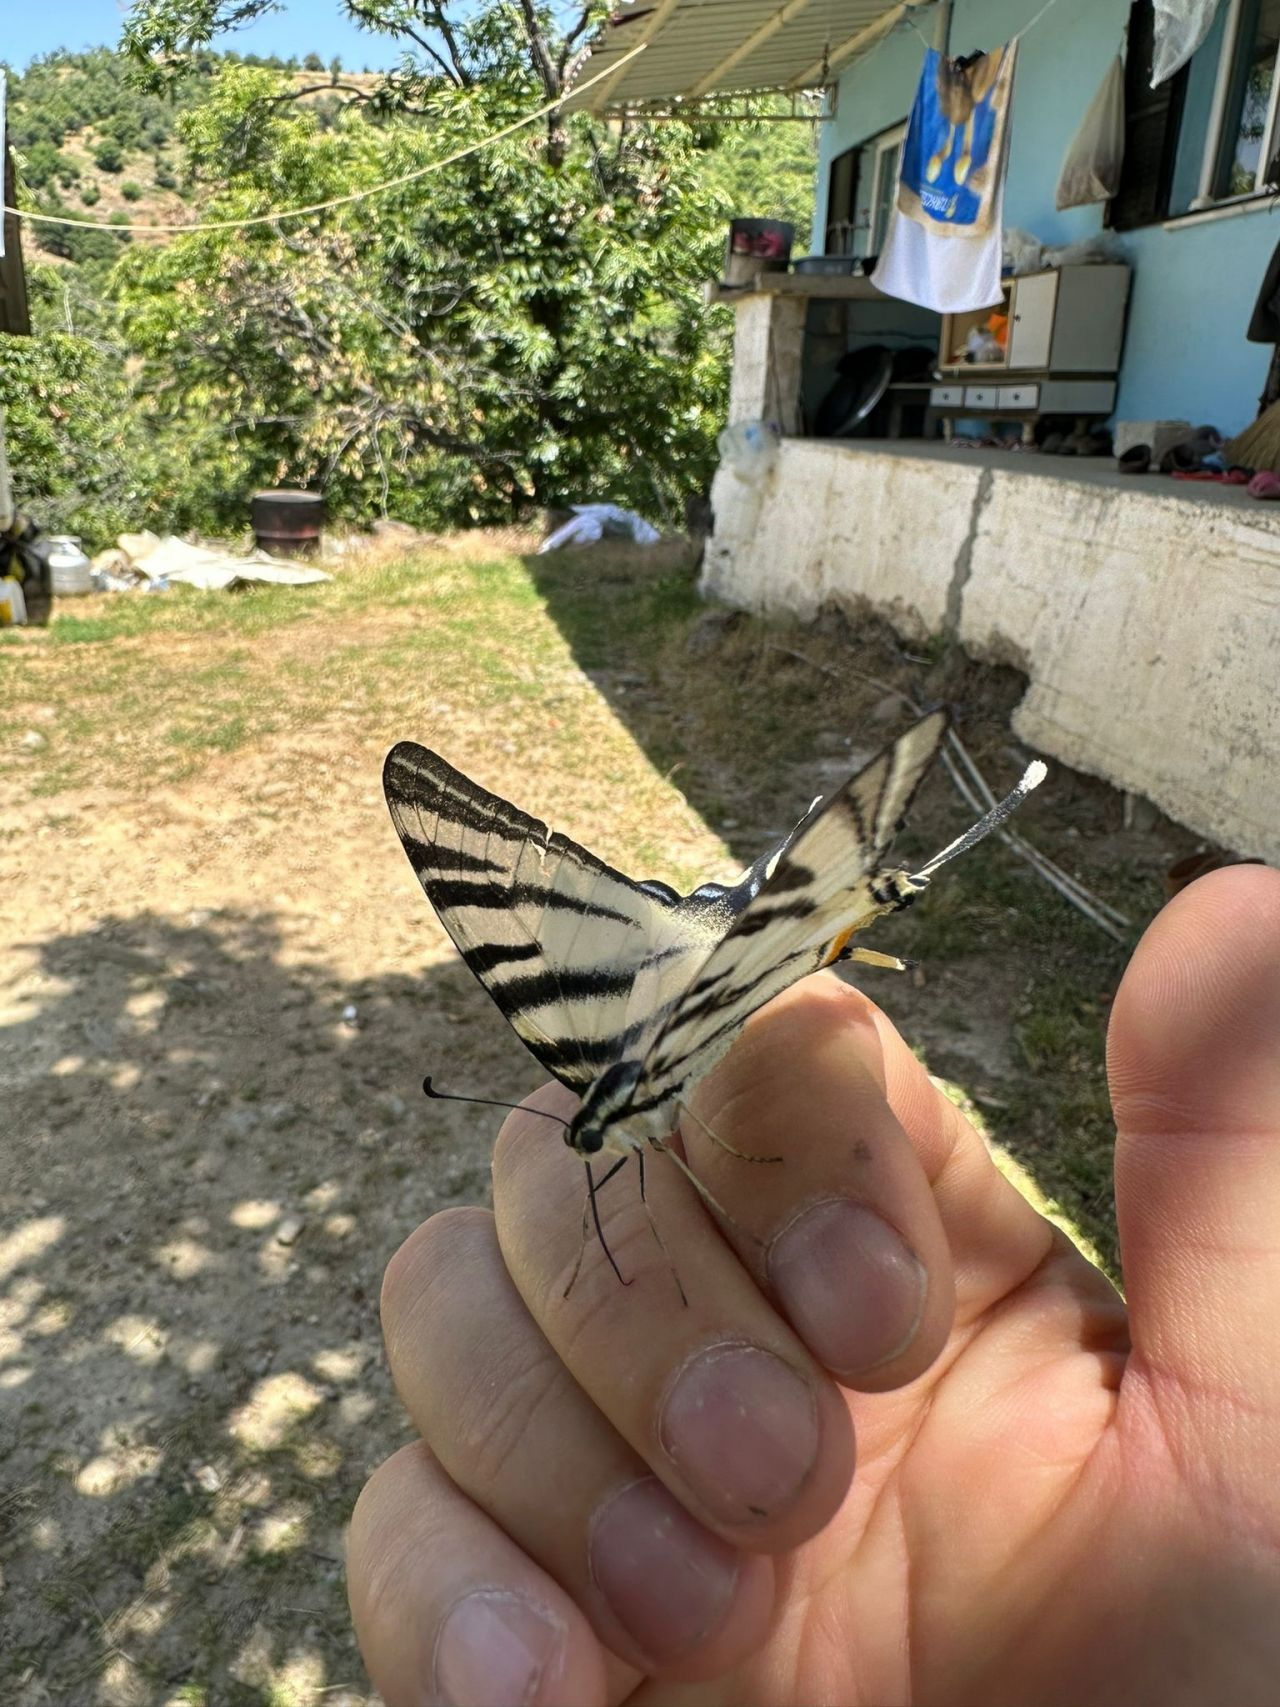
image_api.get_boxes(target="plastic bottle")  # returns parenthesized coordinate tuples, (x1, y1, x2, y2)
(0, 577, 27, 625)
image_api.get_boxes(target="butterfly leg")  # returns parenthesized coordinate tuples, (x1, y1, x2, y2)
(652, 1136, 766, 1251)
(680, 1098, 782, 1165)
(636, 1150, 688, 1308)
(563, 1157, 631, 1299)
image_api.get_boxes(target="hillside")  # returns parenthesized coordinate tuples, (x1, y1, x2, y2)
(6, 48, 815, 261)
(5, 50, 387, 258)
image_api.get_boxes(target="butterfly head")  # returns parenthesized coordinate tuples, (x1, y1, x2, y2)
(568, 1059, 645, 1156)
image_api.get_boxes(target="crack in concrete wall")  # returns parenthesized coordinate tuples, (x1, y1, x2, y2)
(945, 467, 994, 638)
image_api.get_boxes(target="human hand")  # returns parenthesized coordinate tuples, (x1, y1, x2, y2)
(349, 866, 1280, 1705)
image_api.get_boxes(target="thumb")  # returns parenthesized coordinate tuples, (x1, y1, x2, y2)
(1109, 865, 1280, 1450)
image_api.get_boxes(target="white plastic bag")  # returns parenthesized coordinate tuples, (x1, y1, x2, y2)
(1003, 227, 1046, 274)
(537, 503, 660, 553)
(1056, 57, 1126, 210)
(1151, 0, 1223, 87)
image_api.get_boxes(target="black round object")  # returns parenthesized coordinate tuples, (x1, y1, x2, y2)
(251, 488, 325, 558)
(814, 345, 895, 439)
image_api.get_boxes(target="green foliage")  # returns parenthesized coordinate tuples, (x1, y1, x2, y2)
(112, 49, 737, 530)
(6, 18, 818, 539)
(698, 104, 819, 251)
(0, 314, 147, 548)
(80, 183, 101, 206)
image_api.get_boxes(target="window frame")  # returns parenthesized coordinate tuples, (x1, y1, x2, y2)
(823, 119, 907, 257)
(1191, 0, 1280, 209)
(864, 121, 907, 257)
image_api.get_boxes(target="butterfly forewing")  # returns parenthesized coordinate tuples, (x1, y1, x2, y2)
(383, 743, 718, 1091)
(633, 711, 949, 1109)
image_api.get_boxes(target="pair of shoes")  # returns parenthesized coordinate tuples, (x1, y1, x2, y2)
(1159, 424, 1224, 474)
(1117, 444, 1151, 474)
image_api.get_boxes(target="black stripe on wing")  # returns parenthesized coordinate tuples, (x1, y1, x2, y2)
(384, 742, 702, 1092)
(635, 712, 949, 1105)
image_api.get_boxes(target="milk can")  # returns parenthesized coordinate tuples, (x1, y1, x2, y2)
(47, 536, 93, 597)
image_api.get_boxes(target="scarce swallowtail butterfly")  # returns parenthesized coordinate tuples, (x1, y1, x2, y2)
(383, 712, 1045, 1169)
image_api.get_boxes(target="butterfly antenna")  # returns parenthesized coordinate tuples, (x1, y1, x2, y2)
(422, 1077, 572, 1130)
(912, 760, 1047, 881)
(563, 1155, 628, 1298)
(637, 1152, 688, 1308)
(680, 1099, 782, 1165)
(655, 1138, 766, 1250)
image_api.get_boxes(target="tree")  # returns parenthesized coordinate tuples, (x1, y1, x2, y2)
(114, 4, 741, 528)
(112, 57, 731, 530)
(94, 139, 125, 172)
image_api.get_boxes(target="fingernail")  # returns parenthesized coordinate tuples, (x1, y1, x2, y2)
(589, 1476, 739, 1662)
(434, 1590, 562, 1707)
(659, 1342, 818, 1523)
(768, 1198, 926, 1379)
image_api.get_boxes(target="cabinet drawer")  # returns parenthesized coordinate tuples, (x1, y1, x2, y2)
(963, 385, 1000, 408)
(930, 385, 965, 406)
(999, 384, 1039, 408)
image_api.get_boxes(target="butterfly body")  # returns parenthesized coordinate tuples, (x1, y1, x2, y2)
(382, 713, 990, 1159)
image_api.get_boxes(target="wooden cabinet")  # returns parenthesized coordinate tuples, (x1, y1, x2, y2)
(934, 263, 1131, 437)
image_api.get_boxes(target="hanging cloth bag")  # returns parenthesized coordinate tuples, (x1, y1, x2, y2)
(1056, 55, 1126, 209)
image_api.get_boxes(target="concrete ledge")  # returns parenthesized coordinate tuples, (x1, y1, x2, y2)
(704, 439, 1280, 860)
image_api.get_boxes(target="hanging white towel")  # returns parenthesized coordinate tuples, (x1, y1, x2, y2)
(872, 42, 1017, 315)
(872, 178, 1007, 313)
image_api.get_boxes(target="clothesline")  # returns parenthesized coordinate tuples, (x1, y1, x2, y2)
(0, 41, 646, 237)
(905, 0, 1066, 51)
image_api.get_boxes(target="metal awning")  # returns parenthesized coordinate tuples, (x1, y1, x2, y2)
(565, 0, 930, 116)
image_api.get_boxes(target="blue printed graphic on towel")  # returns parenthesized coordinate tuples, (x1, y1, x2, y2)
(899, 46, 1011, 232)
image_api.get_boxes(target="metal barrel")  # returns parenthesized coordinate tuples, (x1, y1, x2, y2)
(250, 489, 325, 558)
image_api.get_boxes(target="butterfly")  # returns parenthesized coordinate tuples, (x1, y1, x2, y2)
(383, 712, 1044, 1180)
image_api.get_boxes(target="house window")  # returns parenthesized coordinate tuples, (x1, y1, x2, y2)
(825, 146, 860, 254)
(823, 122, 906, 257)
(866, 122, 907, 256)
(1210, 0, 1280, 197)
(1114, 0, 1280, 227)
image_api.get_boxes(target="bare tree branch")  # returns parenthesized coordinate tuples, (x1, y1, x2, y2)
(558, 2, 599, 75)
(517, 0, 561, 99)
(263, 81, 374, 106)
(345, 1, 471, 86)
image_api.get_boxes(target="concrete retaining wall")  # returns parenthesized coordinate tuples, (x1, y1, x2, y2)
(704, 441, 1280, 860)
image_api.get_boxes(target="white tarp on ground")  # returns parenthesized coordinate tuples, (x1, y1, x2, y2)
(124, 533, 330, 591)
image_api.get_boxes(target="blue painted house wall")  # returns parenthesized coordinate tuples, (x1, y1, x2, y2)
(814, 0, 1277, 434)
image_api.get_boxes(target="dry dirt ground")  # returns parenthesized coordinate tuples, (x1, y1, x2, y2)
(0, 533, 1212, 1704)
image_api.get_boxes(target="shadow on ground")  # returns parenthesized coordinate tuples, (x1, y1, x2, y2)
(1, 906, 532, 1704)
(522, 540, 1203, 1275)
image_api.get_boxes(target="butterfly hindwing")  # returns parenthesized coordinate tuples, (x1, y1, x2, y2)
(383, 743, 719, 1091)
